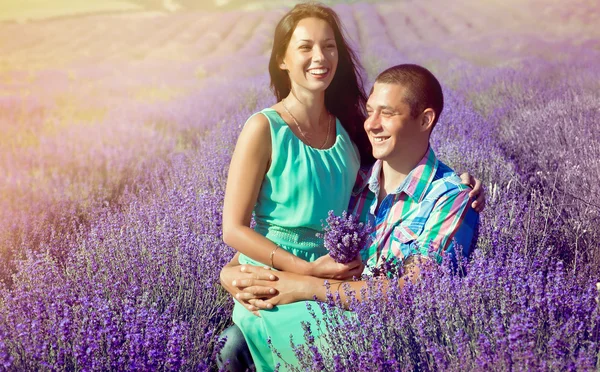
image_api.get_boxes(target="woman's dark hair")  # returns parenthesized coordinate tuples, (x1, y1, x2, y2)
(268, 2, 374, 166)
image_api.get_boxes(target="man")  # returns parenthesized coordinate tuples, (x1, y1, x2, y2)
(218, 64, 481, 370)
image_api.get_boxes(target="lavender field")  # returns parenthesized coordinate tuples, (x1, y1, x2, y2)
(1, 0, 600, 370)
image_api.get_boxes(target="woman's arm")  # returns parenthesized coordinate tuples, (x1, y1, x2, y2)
(222, 113, 311, 274)
(222, 114, 361, 279)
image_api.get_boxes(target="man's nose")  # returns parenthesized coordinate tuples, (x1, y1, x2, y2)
(365, 112, 381, 131)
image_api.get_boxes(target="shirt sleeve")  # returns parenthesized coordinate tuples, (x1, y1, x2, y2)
(413, 187, 477, 263)
(347, 166, 373, 224)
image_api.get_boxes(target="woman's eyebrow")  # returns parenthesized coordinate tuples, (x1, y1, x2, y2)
(298, 38, 335, 42)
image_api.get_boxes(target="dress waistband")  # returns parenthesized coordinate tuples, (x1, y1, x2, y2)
(254, 222, 323, 250)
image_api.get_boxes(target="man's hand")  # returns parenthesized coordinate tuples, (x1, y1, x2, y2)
(220, 264, 278, 316)
(308, 254, 364, 279)
(247, 270, 316, 310)
(459, 172, 485, 212)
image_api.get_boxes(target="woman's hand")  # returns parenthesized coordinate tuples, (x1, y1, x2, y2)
(459, 172, 486, 212)
(308, 254, 364, 280)
(219, 264, 278, 316)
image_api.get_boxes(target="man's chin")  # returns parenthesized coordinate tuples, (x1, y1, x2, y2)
(371, 151, 389, 161)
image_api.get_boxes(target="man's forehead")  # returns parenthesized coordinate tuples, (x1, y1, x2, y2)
(367, 82, 408, 107)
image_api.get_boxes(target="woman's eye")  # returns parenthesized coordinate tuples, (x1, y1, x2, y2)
(299, 45, 311, 50)
(326, 44, 336, 49)
(382, 111, 393, 116)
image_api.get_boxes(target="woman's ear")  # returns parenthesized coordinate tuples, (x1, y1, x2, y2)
(279, 57, 287, 71)
(421, 108, 436, 132)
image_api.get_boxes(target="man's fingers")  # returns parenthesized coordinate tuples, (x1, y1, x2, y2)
(239, 265, 277, 281)
(249, 298, 274, 310)
(234, 298, 260, 316)
(236, 292, 264, 301)
(232, 278, 275, 288)
(253, 272, 277, 281)
(243, 286, 277, 296)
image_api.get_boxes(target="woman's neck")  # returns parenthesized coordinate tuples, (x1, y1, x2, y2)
(284, 86, 327, 130)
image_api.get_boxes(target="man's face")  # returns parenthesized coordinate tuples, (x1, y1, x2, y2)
(364, 82, 423, 161)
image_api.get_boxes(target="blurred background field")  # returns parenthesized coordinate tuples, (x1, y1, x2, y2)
(1, 0, 599, 370)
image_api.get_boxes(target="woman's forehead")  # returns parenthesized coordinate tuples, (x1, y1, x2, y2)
(290, 17, 334, 41)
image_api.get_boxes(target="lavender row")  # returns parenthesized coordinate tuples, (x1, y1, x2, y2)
(0, 79, 276, 370)
(1, 2, 599, 370)
(284, 68, 600, 371)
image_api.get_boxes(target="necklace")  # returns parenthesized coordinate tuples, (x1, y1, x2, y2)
(281, 99, 332, 149)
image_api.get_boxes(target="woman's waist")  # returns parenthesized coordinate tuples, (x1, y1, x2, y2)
(238, 222, 327, 266)
(254, 221, 323, 248)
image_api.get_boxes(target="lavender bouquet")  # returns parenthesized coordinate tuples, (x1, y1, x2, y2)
(318, 210, 373, 264)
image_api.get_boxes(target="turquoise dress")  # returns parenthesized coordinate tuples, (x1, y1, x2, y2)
(232, 108, 360, 371)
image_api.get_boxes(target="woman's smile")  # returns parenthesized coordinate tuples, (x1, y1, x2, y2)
(307, 67, 330, 78)
(280, 17, 339, 93)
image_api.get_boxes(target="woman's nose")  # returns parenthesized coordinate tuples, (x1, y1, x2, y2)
(312, 46, 325, 62)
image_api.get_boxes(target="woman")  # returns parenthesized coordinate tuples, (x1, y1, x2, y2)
(221, 3, 484, 371)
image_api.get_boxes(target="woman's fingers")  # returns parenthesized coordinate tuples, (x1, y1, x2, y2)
(474, 192, 486, 212)
(458, 174, 486, 212)
(459, 172, 471, 187)
(348, 264, 364, 278)
(333, 257, 364, 279)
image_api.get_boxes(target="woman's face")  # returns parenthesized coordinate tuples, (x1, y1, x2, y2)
(279, 17, 338, 95)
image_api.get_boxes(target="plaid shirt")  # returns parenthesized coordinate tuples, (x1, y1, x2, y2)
(349, 146, 479, 271)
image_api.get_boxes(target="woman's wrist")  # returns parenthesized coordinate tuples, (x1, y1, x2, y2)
(286, 255, 312, 276)
(302, 259, 316, 276)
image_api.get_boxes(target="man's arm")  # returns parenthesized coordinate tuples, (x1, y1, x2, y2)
(411, 187, 476, 263)
(234, 257, 428, 310)
(238, 190, 478, 309)
(219, 253, 278, 315)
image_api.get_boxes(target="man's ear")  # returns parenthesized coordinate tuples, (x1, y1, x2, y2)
(421, 108, 436, 132)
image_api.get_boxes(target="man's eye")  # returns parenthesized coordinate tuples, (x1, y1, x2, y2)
(299, 45, 311, 50)
(382, 111, 393, 116)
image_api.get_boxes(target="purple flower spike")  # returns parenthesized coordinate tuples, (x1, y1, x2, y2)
(319, 210, 373, 264)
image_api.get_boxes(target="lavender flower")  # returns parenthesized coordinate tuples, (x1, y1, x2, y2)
(1, 2, 600, 370)
(319, 210, 373, 264)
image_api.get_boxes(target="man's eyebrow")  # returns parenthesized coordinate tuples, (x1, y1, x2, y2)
(367, 104, 395, 111)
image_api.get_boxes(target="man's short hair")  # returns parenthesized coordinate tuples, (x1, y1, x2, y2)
(375, 64, 444, 128)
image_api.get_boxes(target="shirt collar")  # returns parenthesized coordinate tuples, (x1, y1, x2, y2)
(355, 146, 439, 203)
